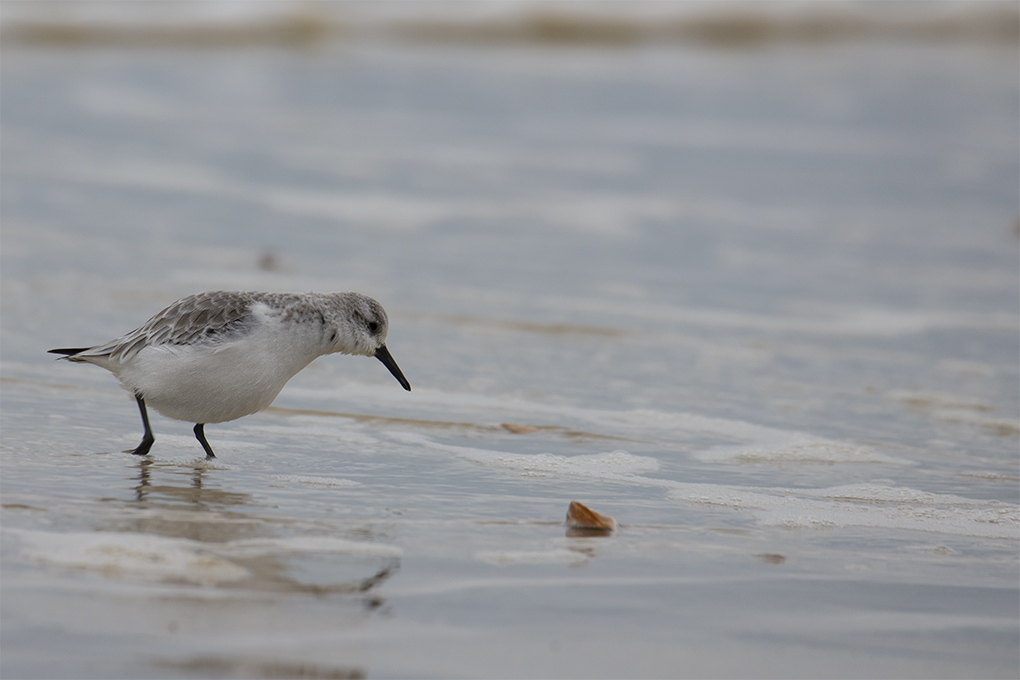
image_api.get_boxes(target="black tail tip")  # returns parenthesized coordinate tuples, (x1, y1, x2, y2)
(48, 347, 89, 356)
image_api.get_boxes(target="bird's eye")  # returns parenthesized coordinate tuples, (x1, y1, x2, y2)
(368, 321, 379, 333)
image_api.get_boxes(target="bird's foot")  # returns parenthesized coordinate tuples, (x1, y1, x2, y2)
(125, 436, 154, 456)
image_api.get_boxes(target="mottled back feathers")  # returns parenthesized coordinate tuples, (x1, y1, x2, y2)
(50, 291, 359, 364)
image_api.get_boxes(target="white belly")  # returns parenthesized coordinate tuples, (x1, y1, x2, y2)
(115, 336, 319, 424)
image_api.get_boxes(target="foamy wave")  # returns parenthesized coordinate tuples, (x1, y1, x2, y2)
(9, 529, 251, 586)
(476, 548, 589, 566)
(249, 423, 381, 445)
(7, 528, 402, 584)
(889, 390, 1019, 436)
(391, 433, 658, 479)
(269, 474, 362, 488)
(666, 482, 1019, 539)
(388, 431, 1016, 539)
(220, 536, 402, 559)
(692, 438, 908, 465)
(378, 396, 910, 467)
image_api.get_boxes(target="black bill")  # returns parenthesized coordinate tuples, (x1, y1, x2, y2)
(374, 345, 411, 391)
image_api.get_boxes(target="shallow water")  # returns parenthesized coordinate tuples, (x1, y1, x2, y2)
(2, 33, 1018, 680)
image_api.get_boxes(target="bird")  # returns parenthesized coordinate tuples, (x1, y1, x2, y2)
(49, 291, 411, 459)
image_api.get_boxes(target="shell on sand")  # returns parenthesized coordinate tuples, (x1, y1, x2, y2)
(565, 500, 617, 532)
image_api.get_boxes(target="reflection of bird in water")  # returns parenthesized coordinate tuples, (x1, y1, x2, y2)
(133, 458, 249, 508)
(129, 458, 398, 606)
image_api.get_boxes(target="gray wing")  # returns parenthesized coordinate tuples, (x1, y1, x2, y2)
(72, 291, 258, 363)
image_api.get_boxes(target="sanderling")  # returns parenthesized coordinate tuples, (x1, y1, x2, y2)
(49, 291, 410, 459)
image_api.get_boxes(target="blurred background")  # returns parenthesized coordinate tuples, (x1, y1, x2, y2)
(2, 2, 1018, 679)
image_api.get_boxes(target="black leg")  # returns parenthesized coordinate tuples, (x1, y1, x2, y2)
(193, 423, 216, 459)
(127, 393, 155, 456)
